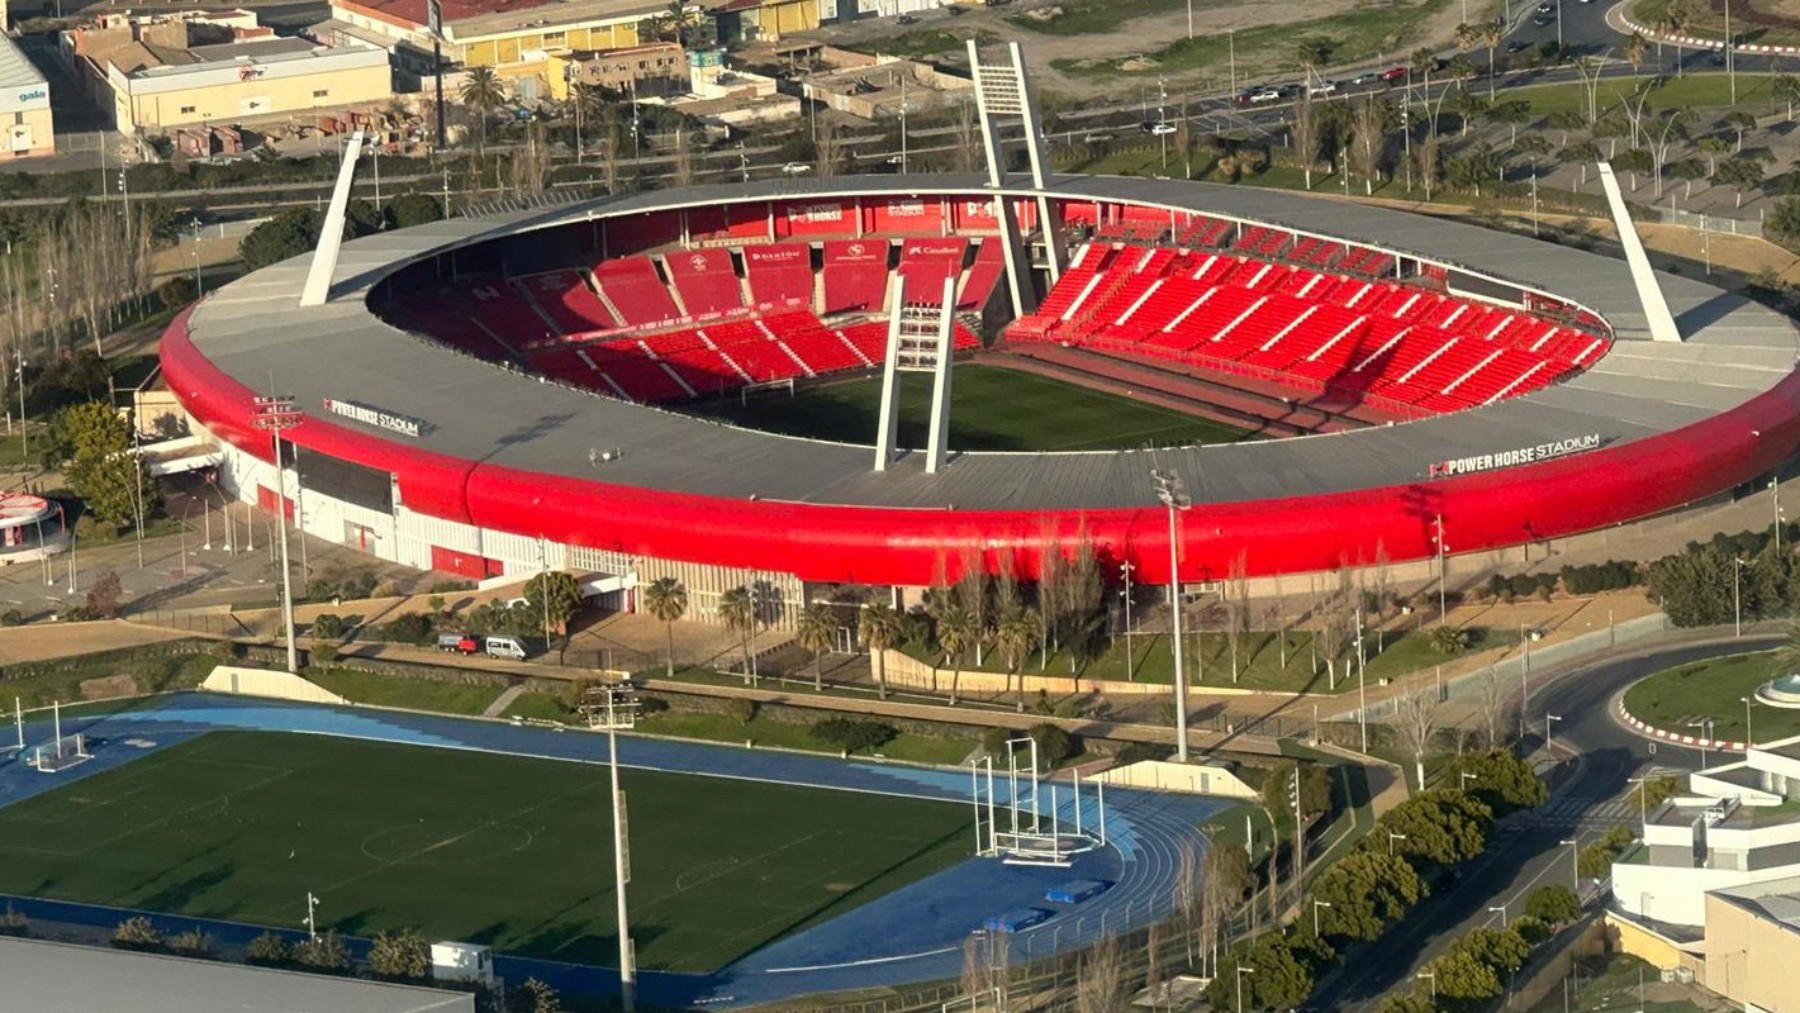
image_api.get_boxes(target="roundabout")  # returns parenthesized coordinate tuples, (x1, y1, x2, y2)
(1617, 649, 1800, 749)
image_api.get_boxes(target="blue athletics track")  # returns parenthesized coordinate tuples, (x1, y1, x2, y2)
(0, 694, 1225, 1008)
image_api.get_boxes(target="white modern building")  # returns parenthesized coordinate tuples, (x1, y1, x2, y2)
(1614, 734, 1800, 929)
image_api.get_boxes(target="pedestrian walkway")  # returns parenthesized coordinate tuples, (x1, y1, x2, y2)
(1517, 794, 1641, 830)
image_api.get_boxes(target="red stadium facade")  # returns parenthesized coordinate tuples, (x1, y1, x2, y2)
(161, 180, 1800, 594)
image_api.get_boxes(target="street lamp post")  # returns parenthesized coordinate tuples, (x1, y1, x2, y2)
(13, 351, 24, 460)
(1417, 970, 1436, 1001)
(1743, 695, 1756, 748)
(251, 394, 303, 674)
(1489, 904, 1508, 929)
(1560, 835, 1581, 891)
(1688, 717, 1717, 768)
(1152, 469, 1192, 762)
(1387, 830, 1408, 855)
(1234, 964, 1255, 1013)
(1546, 713, 1562, 753)
(1312, 899, 1332, 936)
(1460, 771, 1479, 792)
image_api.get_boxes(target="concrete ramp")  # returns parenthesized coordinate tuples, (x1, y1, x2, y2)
(199, 665, 349, 706)
(1093, 760, 1259, 798)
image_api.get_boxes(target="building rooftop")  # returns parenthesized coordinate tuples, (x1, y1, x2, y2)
(0, 937, 473, 1013)
(188, 36, 317, 62)
(1714, 875, 1800, 934)
(335, 0, 665, 37)
(0, 33, 47, 91)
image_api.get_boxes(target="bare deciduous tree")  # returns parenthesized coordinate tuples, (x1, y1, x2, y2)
(960, 930, 1009, 1011)
(1391, 685, 1441, 789)
(1074, 936, 1123, 1013)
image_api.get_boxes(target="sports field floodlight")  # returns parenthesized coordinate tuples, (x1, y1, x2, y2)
(1151, 468, 1191, 762)
(251, 393, 303, 675)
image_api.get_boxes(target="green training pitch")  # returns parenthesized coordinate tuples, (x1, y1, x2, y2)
(0, 731, 969, 972)
(684, 363, 1254, 451)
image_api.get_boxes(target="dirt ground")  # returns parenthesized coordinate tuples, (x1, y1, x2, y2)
(0, 620, 190, 666)
(816, 0, 1473, 100)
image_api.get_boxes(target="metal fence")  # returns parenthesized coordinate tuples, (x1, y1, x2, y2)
(1657, 206, 1764, 239)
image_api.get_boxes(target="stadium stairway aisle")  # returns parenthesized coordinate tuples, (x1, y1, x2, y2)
(0, 695, 1225, 1009)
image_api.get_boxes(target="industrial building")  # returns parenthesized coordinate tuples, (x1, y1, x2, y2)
(0, 33, 53, 158)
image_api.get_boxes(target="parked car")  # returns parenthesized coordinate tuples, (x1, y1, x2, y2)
(1307, 79, 1339, 97)
(1141, 120, 1178, 135)
(897, 12, 917, 23)
(1379, 66, 1410, 83)
(1082, 131, 1117, 142)
(781, 162, 811, 175)
(1535, 0, 1553, 11)
(1247, 87, 1284, 104)
(484, 636, 528, 661)
(1531, 11, 1554, 25)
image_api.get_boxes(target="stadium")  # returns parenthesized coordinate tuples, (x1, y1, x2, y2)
(159, 157, 1800, 607)
(113, 43, 1800, 1007)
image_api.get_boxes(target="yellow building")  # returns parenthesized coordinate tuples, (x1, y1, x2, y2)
(329, 0, 818, 101)
(108, 39, 392, 132)
(63, 13, 392, 133)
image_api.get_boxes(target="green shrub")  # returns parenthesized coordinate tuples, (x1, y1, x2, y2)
(727, 698, 758, 725)
(311, 613, 344, 640)
(1027, 723, 1077, 766)
(810, 718, 898, 754)
(1522, 884, 1581, 926)
(379, 612, 434, 645)
(310, 643, 339, 666)
(0, 609, 20, 626)
(1115, 740, 1171, 765)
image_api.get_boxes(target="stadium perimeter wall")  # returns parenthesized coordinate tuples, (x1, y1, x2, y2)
(160, 308, 1800, 589)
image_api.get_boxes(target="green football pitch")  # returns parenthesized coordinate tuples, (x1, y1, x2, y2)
(0, 731, 969, 972)
(685, 363, 1253, 451)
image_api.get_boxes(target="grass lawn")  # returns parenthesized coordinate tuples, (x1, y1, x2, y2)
(1046, 0, 1454, 80)
(1506, 73, 1783, 119)
(0, 731, 970, 972)
(303, 668, 506, 716)
(1622, 650, 1799, 742)
(921, 625, 1505, 695)
(636, 710, 978, 766)
(684, 363, 1252, 451)
(500, 690, 572, 721)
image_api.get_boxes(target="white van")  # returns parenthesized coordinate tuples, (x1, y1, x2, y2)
(484, 636, 528, 661)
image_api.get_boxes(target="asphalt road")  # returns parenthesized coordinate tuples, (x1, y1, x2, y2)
(1310, 632, 1780, 1011)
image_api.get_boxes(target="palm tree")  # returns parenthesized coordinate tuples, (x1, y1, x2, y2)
(1480, 20, 1503, 99)
(642, 577, 687, 677)
(935, 599, 977, 706)
(649, 0, 698, 45)
(718, 586, 755, 685)
(858, 602, 903, 700)
(796, 603, 838, 690)
(459, 66, 505, 153)
(1624, 32, 1648, 80)
(995, 608, 1041, 713)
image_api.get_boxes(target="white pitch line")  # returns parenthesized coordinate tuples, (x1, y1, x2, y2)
(762, 945, 960, 973)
